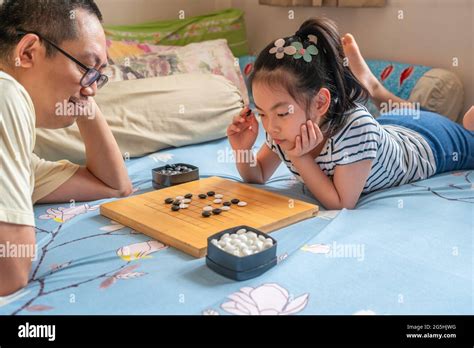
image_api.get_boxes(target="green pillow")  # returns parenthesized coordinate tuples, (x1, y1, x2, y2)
(104, 8, 249, 57)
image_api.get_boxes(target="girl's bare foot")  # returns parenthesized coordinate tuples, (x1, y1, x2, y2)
(463, 106, 474, 131)
(342, 33, 416, 111)
(341, 33, 381, 97)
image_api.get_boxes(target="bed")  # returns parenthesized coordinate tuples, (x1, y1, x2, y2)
(1, 123, 472, 315)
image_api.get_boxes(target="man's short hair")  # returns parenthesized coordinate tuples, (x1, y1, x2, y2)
(0, 0, 103, 62)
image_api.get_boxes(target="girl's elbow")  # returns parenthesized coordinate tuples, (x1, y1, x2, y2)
(339, 201, 357, 210)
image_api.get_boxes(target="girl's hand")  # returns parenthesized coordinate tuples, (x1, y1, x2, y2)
(227, 106, 259, 151)
(286, 120, 324, 158)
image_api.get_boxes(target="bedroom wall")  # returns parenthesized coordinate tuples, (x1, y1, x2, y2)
(96, 0, 231, 24)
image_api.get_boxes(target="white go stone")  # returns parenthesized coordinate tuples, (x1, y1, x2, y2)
(182, 198, 192, 204)
(202, 206, 213, 212)
(237, 201, 248, 207)
(247, 232, 257, 239)
(176, 196, 184, 200)
(221, 206, 231, 211)
(224, 245, 236, 253)
(213, 198, 223, 204)
(214, 194, 224, 199)
(215, 230, 275, 257)
(179, 203, 189, 209)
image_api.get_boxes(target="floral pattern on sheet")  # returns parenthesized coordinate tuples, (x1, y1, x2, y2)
(201, 283, 309, 315)
(2, 196, 167, 315)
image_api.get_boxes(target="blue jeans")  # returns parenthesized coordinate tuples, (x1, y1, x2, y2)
(377, 110, 474, 174)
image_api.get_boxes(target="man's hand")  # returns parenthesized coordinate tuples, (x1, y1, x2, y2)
(286, 120, 324, 158)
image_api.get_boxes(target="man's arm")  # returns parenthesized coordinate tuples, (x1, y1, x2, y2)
(38, 101, 132, 203)
(0, 222, 35, 296)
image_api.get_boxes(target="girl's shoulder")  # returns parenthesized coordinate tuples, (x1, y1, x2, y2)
(330, 104, 380, 147)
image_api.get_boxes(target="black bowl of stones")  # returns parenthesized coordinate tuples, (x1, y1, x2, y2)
(152, 163, 199, 189)
(206, 225, 277, 280)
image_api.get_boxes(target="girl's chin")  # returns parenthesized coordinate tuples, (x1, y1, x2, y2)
(279, 142, 294, 151)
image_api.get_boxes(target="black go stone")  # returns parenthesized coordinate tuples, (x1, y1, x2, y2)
(172, 200, 181, 206)
(223, 201, 231, 206)
(231, 198, 240, 204)
(198, 194, 207, 199)
(207, 191, 215, 197)
(212, 208, 222, 215)
(202, 211, 211, 217)
(184, 193, 193, 199)
(164, 198, 174, 204)
(171, 205, 180, 211)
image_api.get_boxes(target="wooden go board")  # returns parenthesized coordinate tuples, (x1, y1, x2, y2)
(100, 176, 319, 258)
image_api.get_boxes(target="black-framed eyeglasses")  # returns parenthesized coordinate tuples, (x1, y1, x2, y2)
(16, 29, 108, 89)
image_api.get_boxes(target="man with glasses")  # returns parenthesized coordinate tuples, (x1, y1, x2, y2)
(0, 0, 132, 296)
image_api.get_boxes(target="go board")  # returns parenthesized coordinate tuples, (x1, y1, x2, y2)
(100, 176, 319, 258)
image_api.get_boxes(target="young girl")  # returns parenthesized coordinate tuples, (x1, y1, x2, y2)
(227, 17, 474, 210)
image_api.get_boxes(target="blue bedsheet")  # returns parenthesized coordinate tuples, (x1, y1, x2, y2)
(1, 128, 472, 315)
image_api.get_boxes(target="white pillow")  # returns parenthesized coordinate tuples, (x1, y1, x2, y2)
(34, 73, 243, 164)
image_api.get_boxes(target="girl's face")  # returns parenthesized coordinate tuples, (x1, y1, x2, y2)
(252, 81, 325, 151)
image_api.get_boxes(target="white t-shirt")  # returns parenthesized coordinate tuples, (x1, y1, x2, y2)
(266, 104, 437, 193)
(0, 71, 79, 227)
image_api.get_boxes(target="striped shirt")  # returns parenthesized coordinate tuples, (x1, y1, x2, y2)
(265, 104, 437, 193)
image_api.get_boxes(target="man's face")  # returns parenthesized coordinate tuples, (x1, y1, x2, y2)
(25, 9, 107, 128)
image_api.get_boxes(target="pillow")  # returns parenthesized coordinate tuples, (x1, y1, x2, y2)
(409, 68, 464, 122)
(34, 73, 244, 164)
(364, 60, 463, 121)
(105, 39, 249, 105)
(104, 8, 249, 57)
(366, 59, 432, 100)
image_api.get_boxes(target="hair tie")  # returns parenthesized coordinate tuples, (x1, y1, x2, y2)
(269, 35, 319, 62)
